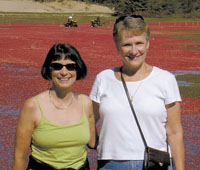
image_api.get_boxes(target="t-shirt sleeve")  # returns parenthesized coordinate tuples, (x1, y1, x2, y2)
(164, 74, 182, 104)
(89, 75, 101, 103)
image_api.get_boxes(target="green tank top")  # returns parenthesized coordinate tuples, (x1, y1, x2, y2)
(31, 95, 90, 169)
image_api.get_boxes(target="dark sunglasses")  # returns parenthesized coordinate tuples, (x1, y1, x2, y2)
(50, 63, 77, 71)
(115, 14, 144, 24)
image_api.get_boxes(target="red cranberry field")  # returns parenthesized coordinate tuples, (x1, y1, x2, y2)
(0, 22, 199, 170)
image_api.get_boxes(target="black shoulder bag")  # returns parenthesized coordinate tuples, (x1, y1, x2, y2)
(120, 68, 170, 170)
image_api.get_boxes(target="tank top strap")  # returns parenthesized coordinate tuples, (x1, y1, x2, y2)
(35, 97, 45, 117)
(80, 94, 88, 118)
(80, 94, 85, 114)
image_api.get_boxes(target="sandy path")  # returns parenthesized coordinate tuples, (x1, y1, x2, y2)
(0, 0, 113, 13)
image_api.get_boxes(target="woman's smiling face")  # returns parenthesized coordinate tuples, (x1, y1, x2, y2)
(50, 57, 77, 90)
(118, 31, 149, 70)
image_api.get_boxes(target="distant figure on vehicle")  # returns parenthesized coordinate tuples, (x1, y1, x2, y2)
(64, 15, 78, 27)
(91, 16, 102, 27)
(68, 15, 73, 23)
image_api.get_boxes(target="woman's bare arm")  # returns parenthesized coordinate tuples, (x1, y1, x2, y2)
(166, 102, 185, 170)
(12, 98, 37, 170)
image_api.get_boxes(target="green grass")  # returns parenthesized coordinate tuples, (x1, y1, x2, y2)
(176, 74, 200, 98)
(154, 29, 200, 48)
(166, 44, 200, 50)
(164, 29, 200, 42)
(0, 12, 115, 24)
(1, 12, 200, 24)
(145, 17, 200, 22)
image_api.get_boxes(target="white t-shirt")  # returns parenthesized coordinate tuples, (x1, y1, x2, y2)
(89, 66, 181, 160)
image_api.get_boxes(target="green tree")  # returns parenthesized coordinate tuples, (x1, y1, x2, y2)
(114, 0, 147, 15)
(147, 0, 165, 16)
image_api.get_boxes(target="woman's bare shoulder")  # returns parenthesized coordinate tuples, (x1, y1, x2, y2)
(18, 97, 38, 125)
(80, 93, 92, 105)
(22, 97, 37, 110)
(21, 91, 47, 117)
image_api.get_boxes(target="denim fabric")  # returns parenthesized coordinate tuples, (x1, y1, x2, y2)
(98, 159, 173, 170)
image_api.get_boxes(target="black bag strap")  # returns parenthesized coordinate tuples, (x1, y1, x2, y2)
(120, 67, 148, 148)
(120, 67, 169, 152)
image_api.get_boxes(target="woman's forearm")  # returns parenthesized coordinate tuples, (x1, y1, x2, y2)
(169, 131, 185, 170)
(166, 102, 185, 170)
(12, 157, 26, 170)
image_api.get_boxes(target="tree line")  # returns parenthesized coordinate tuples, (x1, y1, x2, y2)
(76, 0, 200, 18)
(34, 0, 200, 18)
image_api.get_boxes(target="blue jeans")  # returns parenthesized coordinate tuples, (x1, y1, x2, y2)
(98, 159, 173, 170)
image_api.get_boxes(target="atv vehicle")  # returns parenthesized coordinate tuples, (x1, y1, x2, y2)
(90, 16, 102, 27)
(64, 20, 78, 27)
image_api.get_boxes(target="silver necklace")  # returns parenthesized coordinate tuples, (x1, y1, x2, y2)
(121, 69, 143, 102)
(49, 90, 73, 110)
(128, 80, 143, 102)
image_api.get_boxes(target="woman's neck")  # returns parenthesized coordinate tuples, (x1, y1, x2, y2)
(50, 85, 73, 99)
(48, 86, 74, 110)
(121, 63, 152, 81)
